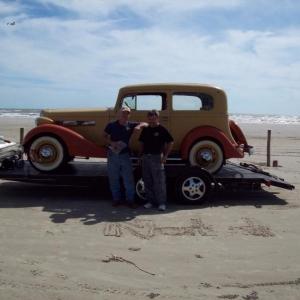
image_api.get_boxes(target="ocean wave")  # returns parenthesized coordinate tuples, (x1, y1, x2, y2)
(229, 113, 300, 125)
(0, 109, 299, 125)
(0, 109, 40, 119)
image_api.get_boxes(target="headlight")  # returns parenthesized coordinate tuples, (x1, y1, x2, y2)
(35, 117, 54, 126)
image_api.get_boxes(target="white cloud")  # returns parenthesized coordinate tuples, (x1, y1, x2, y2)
(0, 0, 300, 115)
(38, 0, 243, 16)
(0, 1, 20, 15)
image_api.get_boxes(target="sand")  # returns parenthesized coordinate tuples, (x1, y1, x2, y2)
(0, 117, 300, 300)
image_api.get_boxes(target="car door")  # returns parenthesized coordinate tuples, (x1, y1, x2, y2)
(170, 92, 215, 152)
(118, 92, 171, 155)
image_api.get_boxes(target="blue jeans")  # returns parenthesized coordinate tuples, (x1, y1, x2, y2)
(107, 150, 135, 203)
(142, 154, 167, 205)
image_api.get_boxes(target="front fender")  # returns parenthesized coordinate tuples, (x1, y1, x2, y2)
(180, 126, 244, 160)
(23, 124, 107, 158)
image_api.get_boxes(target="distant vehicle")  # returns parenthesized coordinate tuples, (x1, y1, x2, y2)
(22, 83, 253, 173)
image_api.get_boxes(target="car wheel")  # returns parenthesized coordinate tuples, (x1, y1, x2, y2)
(189, 140, 224, 174)
(28, 135, 67, 172)
(133, 168, 147, 202)
(175, 169, 212, 205)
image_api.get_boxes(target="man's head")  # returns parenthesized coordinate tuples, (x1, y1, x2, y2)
(118, 106, 131, 123)
(119, 106, 131, 114)
(147, 109, 159, 127)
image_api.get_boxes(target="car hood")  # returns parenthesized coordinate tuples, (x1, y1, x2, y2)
(41, 107, 113, 118)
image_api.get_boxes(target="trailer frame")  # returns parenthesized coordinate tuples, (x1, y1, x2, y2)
(0, 159, 295, 205)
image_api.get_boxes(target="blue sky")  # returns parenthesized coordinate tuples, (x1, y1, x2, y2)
(1, 0, 300, 115)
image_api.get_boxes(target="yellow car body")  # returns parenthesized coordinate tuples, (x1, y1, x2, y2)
(23, 83, 253, 173)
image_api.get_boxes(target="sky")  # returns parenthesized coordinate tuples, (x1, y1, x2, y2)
(0, 0, 300, 115)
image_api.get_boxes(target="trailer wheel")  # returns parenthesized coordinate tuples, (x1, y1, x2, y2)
(133, 168, 147, 202)
(175, 169, 212, 205)
(189, 140, 224, 174)
(28, 135, 67, 173)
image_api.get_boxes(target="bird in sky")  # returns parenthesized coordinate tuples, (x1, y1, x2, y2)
(7, 22, 16, 25)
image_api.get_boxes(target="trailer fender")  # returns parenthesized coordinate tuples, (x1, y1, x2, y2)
(22, 124, 107, 158)
(180, 126, 244, 160)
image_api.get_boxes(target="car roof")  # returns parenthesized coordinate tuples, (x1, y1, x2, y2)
(120, 83, 221, 91)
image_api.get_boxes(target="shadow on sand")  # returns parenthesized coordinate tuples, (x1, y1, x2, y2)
(0, 181, 289, 226)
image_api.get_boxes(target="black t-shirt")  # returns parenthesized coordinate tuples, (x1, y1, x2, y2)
(139, 124, 173, 154)
(104, 120, 139, 145)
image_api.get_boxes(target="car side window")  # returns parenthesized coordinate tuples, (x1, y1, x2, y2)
(172, 93, 214, 110)
(121, 93, 167, 111)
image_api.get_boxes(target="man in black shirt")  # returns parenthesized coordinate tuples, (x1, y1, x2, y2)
(138, 110, 173, 211)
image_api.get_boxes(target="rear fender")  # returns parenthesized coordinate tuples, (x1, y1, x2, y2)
(229, 120, 253, 154)
(180, 126, 244, 160)
(22, 124, 107, 158)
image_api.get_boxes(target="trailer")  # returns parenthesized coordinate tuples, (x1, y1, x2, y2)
(0, 157, 295, 205)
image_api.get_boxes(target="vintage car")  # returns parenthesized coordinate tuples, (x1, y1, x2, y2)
(22, 83, 253, 173)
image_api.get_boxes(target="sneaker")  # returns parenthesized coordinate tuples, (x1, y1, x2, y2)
(126, 202, 138, 209)
(143, 202, 153, 209)
(112, 200, 120, 207)
(158, 204, 166, 211)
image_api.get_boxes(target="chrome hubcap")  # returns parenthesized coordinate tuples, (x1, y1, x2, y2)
(40, 147, 53, 159)
(200, 150, 213, 163)
(182, 177, 205, 200)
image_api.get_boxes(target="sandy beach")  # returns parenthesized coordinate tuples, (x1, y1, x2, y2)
(0, 117, 300, 299)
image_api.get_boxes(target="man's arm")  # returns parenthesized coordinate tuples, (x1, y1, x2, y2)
(162, 141, 173, 163)
(101, 131, 118, 148)
(137, 142, 144, 165)
(134, 122, 148, 132)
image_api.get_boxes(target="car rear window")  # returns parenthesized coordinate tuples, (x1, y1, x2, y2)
(172, 93, 214, 111)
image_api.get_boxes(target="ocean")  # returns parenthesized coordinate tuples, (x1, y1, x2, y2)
(0, 108, 300, 125)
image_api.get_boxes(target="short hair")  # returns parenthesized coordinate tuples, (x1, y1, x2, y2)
(147, 109, 159, 118)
